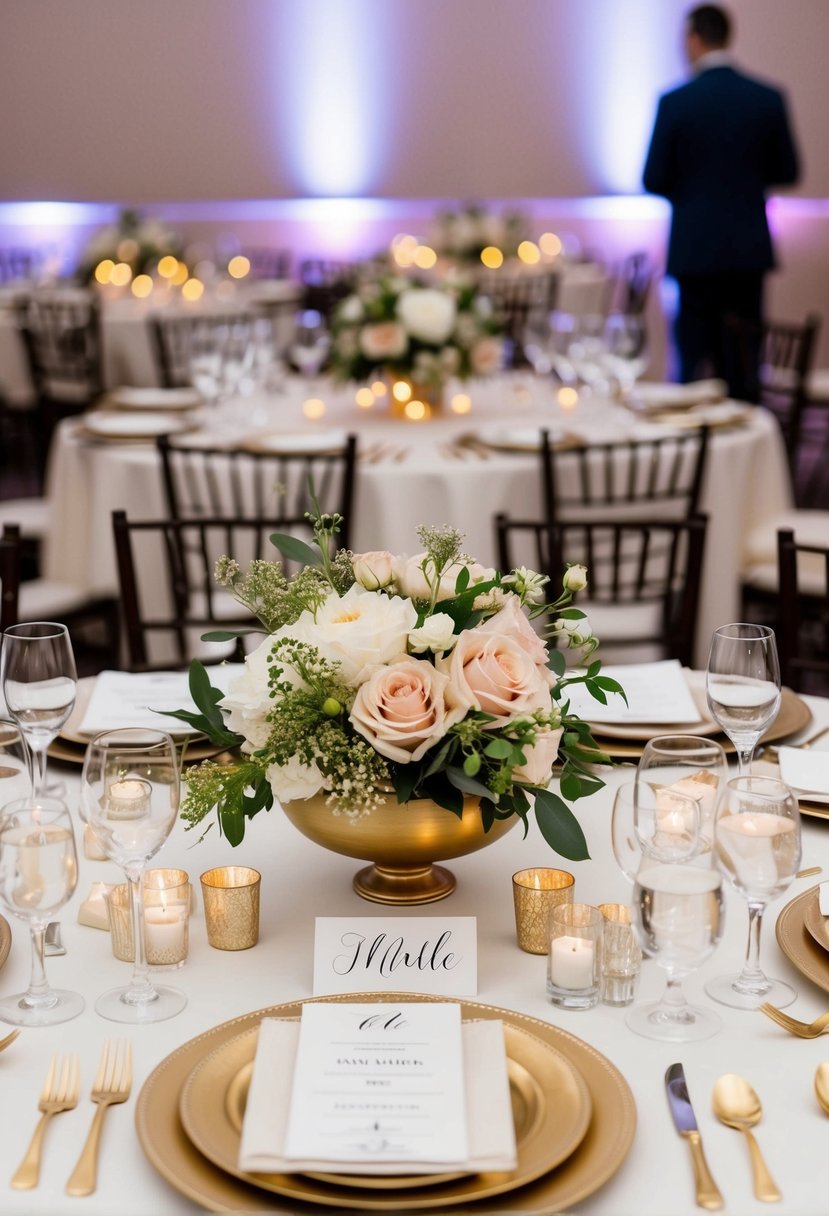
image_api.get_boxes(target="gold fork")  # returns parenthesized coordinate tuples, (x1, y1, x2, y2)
(758, 1003, 829, 1038)
(11, 1053, 80, 1190)
(65, 1040, 132, 1197)
(0, 1028, 21, 1053)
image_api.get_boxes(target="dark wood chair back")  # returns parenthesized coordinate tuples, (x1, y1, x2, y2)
(478, 272, 558, 367)
(777, 527, 829, 693)
(298, 258, 357, 322)
(495, 513, 707, 668)
(149, 311, 260, 389)
(0, 524, 21, 631)
(155, 434, 357, 553)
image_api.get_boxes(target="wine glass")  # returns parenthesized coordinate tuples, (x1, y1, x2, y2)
(522, 310, 555, 376)
(636, 735, 728, 854)
(0, 796, 84, 1026)
(80, 728, 186, 1023)
(611, 781, 702, 882)
(1, 622, 77, 796)
(566, 313, 609, 394)
(0, 718, 33, 805)
(706, 774, 801, 1010)
(627, 852, 724, 1041)
(706, 624, 781, 776)
(291, 309, 331, 379)
(602, 312, 649, 398)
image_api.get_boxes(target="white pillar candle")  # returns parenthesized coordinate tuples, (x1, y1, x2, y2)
(107, 778, 151, 820)
(144, 902, 188, 959)
(84, 824, 109, 861)
(550, 935, 595, 989)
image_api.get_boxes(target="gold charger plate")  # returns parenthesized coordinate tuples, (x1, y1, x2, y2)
(643, 404, 750, 429)
(178, 1017, 591, 1206)
(775, 886, 829, 995)
(136, 993, 636, 1214)
(803, 889, 829, 954)
(0, 914, 11, 971)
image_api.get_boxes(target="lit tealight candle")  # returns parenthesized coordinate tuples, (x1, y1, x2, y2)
(107, 778, 152, 820)
(84, 823, 109, 861)
(144, 901, 188, 961)
(655, 790, 697, 836)
(717, 812, 796, 891)
(550, 935, 594, 990)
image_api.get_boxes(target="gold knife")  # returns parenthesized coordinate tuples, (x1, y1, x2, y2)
(665, 1062, 724, 1209)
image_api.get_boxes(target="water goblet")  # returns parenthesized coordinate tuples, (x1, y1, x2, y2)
(627, 852, 724, 1041)
(602, 312, 649, 398)
(0, 796, 84, 1026)
(636, 735, 728, 854)
(705, 774, 801, 1010)
(611, 780, 702, 883)
(1, 622, 77, 796)
(706, 624, 781, 776)
(80, 728, 186, 1023)
(291, 309, 331, 379)
(0, 718, 33, 805)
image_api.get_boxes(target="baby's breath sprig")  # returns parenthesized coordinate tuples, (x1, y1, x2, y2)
(414, 524, 465, 612)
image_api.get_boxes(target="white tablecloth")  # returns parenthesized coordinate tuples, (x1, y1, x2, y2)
(1, 695, 828, 1214)
(38, 375, 792, 667)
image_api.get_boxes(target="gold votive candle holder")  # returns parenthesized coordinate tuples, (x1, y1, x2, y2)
(512, 867, 575, 954)
(200, 865, 261, 951)
(106, 868, 190, 968)
(597, 902, 642, 1007)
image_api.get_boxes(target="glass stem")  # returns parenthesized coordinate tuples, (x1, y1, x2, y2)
(736, 902, 768, 992)
(31, 748, 47, 796)
(661, 976, 690, 1011)
(124, 869, 157, 1007)
(734, 744, 754, 777)
(25, 921, 56, 1009)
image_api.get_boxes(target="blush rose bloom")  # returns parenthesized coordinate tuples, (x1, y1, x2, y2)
(352, 550, 395, 591)
(438, 627, 553, 727)
(478, 594, 555, 684)
(397, 288, 457, 345)
(267, 755, 325, 803)
(349, 658, 465, 763)
(469, 336, 503, 376)
(512, 727, 564, 787)
(394, 553, 496, 603)
(360, 321, 408, 361)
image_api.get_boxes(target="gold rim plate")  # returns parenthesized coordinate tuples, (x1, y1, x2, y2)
(776, 886, 829, 994)
(178, 1016, 591, 1204)
(0, 914, 11, 971)
(804, 890, 829, 954)
(136, 994, 636, 1214)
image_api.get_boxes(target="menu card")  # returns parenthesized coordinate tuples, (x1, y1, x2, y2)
(283, 1002, 467, 1166)
(778, 747, 829, 799)
(563, 660, 702, 724)
(77, 667, 245, 736)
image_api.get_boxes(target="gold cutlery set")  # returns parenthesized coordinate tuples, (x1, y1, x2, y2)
(358, 441, 409, 463)
(10, 1040, 131, 1196)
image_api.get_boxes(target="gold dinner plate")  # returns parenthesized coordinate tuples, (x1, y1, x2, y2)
(804, 890, 829, 954)
(775, 886, 829, 995)
(0, 914, 11, 971)
(136, 994, 636, 1214)
(643, 404, 750, 430)
(178, 1016, 591, 1203)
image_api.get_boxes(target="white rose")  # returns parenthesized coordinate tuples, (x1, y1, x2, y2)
(360, 321, 408, 361)
(551, 614, 594, 649)
(308, 584, 418, 686)
(394, 553, 496, 603)
(397, 288, 457, 345)
(219, 634, 280, 752)
(338, 294, 363, 323)
(562, 564, 588, 593)
(267, 755, 325, 803)
(408, 612, 458, 654)
(352, 550, 395, 591)
(513, 727, 564, 787)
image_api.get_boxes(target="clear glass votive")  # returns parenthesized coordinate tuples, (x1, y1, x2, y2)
(200, 866, 261, 951)
(106, 868, 190, 968)
(598, 902, 642, 1007)
(512, 868, 575, 954)
(547, 903, 603, 1010)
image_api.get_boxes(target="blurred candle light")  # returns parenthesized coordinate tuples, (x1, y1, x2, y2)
(303, 397, 326, 420)
(404, 400, 428, 421)
(94, 259, 114, 285)
(518, 240, 541, 265)
(117, 237, 139, 264)
(355, 386, 375, 408)
(370, 379, 387, 397)
(450, 393, 472, 414)
(413, 244, 437, 269)
(391, 233, 418, 268)
(109, 261, 133, 287)
(171, 262, 189, 286)
(480, 246, 504, 269)
(157, 255, 179, 279)
(131, 274, 153, 298)
(539, 232, 563, 258)
(392, 380, 412, 403)
(557, 386, 579, 409)
(227, 255, 251, 279)
(182, 277, 205, 301)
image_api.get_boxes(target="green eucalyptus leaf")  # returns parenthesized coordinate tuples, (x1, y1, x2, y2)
(219, 803, 246, 847)
(446, 767, 495, 800)
(201, 629, 265, 643)
(269, 533, 319, 566)
(531, 788, 590, 860)
(483, 737, 512, 760)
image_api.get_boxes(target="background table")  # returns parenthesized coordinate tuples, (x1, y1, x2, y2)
(41, 375, 792, 667)
(1, 694, 828, 1214)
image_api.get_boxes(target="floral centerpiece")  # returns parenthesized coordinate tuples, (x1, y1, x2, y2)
(171, 501, 621, 896)
(76, 207, 186, 284)
(428, 202, 531, 263)
(329, 271, 504, 401)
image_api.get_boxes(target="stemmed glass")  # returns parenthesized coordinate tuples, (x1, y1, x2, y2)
(706, 624, 781, 776)
(611, 781, 702, 882)
(0, 718, 33, 803)
(1, 622, 77, 796)
(291, 309, 331, 381)
(636, 735, 728, 854)
(706, 775, 801, 1010)
(0, 796, 84, 1026)
(80, 728, 186, 1023)
(602, 312, 649, 398)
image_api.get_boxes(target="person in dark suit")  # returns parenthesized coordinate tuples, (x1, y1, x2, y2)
(643, 4, 800, 395)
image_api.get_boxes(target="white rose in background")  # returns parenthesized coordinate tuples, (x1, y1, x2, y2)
(267, 755, 325, 803)
(360, 321, 408, 361)
(409, 612, 457, 654)
(551, 613, 596, 652)
(339, 294, 364, 323)
(563, 564, 588, 593)
(310, 584, 418, 685)
(350, 658, 464, 763)
(397, 288, 457, 345)
(352, 550, 396, 591)
(220, 634, 280, 751)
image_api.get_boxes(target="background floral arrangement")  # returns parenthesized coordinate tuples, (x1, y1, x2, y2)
(328, 271, 504, 390)
(76, 207, 186, 283)
(172, 503, 621, 862)
(428, 202, 531, 262)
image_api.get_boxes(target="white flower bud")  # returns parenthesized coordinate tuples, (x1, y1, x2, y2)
(408, 612, 458, 654)
(563, 563, 588, 593)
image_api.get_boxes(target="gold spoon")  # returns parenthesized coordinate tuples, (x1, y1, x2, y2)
(712, 1074, 781, 1203)
(815, 1063, 829, 1115)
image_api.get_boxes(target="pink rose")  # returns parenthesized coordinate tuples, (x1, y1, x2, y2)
(439, 628, 553, 727)
(469, 336, 503, 375)
(360, 321, 408, 361)
(479, 594, 555, 683)
(512, 727, 564, 787)
(349, 658, 465, 764)
(352, 550, 395, 590)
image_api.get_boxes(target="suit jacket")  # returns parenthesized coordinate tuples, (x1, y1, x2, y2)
(643, 65, 799, 277)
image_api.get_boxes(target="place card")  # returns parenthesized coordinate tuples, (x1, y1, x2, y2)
(283, 1002, 468, 1166)
(77, 666, 245, 736)
(563, 659, 702, 724)
(779, 747, 829, 798)
(312, 917, 477, 996)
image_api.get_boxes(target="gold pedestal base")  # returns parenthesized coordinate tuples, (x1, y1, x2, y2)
(353, 862, 456, 905)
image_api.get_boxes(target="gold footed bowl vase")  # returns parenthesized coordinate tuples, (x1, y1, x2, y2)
(281, 792, 517, 905)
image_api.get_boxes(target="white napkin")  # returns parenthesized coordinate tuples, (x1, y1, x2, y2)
(564, 659, 702, 725)
(633, 378, 727, 412)
(819, 882, 829, 916)
(778, 748, 829, 801)
(239, 1017, 517, 1175)
(78, 667, 244, 736)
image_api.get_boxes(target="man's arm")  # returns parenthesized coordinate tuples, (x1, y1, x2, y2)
(642, 96, 676, 199)
(763, 90, 800, 187)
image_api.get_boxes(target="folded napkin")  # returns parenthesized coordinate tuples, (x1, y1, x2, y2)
(633, 378, 727, 413)
(778, 748, 829, 800)
(78, 667, 245, 736)
(820, 882, 829, 916)
(239, 1017, 517, 1175)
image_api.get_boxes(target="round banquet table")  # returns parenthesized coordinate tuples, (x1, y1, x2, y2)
(41, 374, 792, 668)
(1, 694, 829, 1215)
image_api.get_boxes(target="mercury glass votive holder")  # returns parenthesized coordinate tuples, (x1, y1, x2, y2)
(547, 903, 603, 1010)
(200, 866, 261, 951)
(598, 902, 642, 1007)
(512, 867, 575, 954)
(106, 868, 190, 968)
